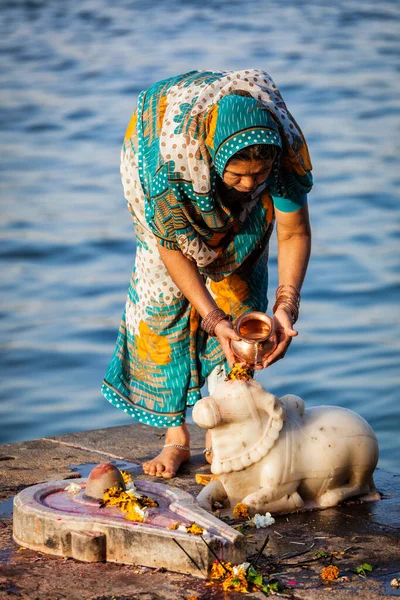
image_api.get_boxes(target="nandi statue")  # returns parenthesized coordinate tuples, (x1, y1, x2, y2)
(193, 379, 379, 515)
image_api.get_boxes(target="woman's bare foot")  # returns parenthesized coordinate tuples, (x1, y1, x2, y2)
(143, 423, 190, 479)
(204, 430, 213, 464)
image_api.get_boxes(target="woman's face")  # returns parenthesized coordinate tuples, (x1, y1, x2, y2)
(222, 159, 274, 193)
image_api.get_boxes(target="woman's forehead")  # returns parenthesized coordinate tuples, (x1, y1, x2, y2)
(224, 159, 274, 175)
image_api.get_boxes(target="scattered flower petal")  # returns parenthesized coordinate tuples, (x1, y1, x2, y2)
(252, 512, 275, 528)
(65, 483, 81, 495)
(186, 523, 205, 535)
(195, 473, 219, 486)
(321, 565, 340, 581)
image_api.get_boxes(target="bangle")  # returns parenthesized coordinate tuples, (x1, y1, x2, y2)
(202, 308, 231, 337)
(273, 285, 301, 324)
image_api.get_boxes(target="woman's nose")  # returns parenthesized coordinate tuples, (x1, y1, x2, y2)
(240, 176, 256, 190)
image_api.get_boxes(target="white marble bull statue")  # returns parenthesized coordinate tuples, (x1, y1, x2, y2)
(193, 379, 379, 515)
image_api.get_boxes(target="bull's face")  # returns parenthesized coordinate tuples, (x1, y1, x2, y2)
(192, 381, 261, 430)
(192, 396, 222, 430)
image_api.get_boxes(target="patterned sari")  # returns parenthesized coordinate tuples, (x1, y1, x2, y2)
(102, 69, 312, 427)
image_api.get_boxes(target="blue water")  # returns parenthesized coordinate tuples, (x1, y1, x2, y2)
(1, 0, 399, 473)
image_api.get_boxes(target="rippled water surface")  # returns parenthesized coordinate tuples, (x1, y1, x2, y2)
(1, 0, 399, 472)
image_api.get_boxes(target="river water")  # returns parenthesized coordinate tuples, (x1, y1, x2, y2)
(1, 0, 399, 472)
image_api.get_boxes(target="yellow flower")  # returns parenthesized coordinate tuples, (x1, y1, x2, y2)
(210, 274, 249, 314)
(233, 502, 249, 519)
(222, 573, 249, 593)
(195, 473, 219, 486)
(186, 523, 205, 535)
(136, 320, 172, 365)
(125, 505, 146, 522)
(210, 560, 233, 580)
(226, 363, 253, 381)
(120, 471, 134, 485)
(101, 485, 157, 522)
(321, 565, 340, 581)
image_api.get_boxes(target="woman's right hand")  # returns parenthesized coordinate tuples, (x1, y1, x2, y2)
(214, 319, 241, 367)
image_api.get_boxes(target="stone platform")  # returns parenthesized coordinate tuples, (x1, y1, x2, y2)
(0, 422, 399, 600)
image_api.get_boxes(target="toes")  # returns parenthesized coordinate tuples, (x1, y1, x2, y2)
(148, 464, 158, 477)
(156, 463, 165, 477)
(162, 461, 176, 479)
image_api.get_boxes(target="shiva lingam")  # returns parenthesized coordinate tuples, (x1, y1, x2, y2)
(12, 462, 245, 576)
(231, 311, 277, 368)
(193, 379, 380, 516)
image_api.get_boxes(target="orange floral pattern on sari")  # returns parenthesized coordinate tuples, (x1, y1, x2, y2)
(261, 191, 274, 223)
(136, 321, 172, 365)
(125, 111, 137, 141)
(210, 274, 249, 314)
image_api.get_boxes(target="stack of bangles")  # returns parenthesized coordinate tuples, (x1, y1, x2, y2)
(201, 307, 231, 336)
(272, 284, 301, 324)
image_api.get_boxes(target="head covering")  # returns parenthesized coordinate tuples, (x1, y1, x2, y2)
(128, 69, 312, 276)
(204, 94, 282, 176)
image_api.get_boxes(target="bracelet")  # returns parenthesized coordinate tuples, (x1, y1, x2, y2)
(201, 307, 231, 337)
(273, 285, 301, 324)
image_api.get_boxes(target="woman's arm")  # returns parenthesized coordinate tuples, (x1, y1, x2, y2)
(263, 203, 312, 368)
(157, 245, 240, 366)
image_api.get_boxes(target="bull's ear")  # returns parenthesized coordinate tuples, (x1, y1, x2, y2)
(256, 389, 286, 420)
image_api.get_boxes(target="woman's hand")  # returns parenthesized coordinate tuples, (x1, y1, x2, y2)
(214, 320, 241, 368)
(258, 308, 298, 369)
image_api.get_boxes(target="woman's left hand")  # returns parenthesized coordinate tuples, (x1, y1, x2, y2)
(255, 308, 298, 369)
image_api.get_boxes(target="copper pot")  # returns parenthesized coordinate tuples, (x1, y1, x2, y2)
(231, 311, 277, 368)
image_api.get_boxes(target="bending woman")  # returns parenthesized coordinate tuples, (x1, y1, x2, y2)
(102, 69, 312, 478)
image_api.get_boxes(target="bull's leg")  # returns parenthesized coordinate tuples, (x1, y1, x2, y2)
(196, 480, 228, 511)
(316, 479, 371, 508)
(242, 486, 304, 515)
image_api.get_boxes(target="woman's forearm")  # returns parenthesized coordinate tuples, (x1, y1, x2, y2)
(276, 204, 312, 292)
(157, 245, 217, 318)
(277, 233, 311, 290)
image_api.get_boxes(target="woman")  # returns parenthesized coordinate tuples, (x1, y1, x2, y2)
(102, 69, 312, 478)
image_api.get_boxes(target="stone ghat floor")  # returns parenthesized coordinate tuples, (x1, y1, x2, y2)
(0, 422, 399, 600)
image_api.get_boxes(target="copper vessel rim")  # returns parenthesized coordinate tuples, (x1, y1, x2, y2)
(234, 311, 274, 343)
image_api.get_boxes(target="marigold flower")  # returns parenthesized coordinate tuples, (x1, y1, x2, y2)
(321, 565, 340, 581)
(120, 470, 133, 485)
(186, 523, 205, 535)
(195, 473, 219, 486)
(226, 363, 253, 382)
(222, 573, 249, 593)
(101, 484, 157, 523)
(233, 502, 249, 519)
(210, 560, 233, 580)
(125, 505, 147, 522)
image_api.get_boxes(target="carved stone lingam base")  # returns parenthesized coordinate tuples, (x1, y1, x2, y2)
(13, 464, 245, 577)
(193, 379, 380, 516)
